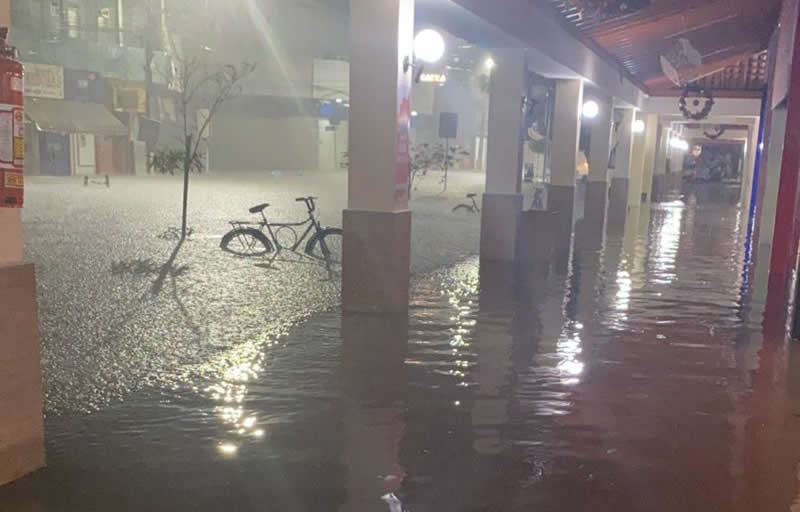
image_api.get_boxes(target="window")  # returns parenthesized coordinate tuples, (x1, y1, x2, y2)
(46, 0, 62, 41)
(65, 5, 79, 39)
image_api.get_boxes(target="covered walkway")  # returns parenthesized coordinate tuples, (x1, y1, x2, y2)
(2, 186, 800, 511)
(4, 0, 800, 508)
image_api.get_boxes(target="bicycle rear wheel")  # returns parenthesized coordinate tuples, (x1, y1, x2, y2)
(220, 228, 274, 257)
(306, 228, 343, 265)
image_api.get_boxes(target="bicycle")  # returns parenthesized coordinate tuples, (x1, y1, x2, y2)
(220, 197, 343, 265)
(452, 193, 481, 214)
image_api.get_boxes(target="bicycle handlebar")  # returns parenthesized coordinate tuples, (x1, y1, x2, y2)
(296, 196, 317, 213)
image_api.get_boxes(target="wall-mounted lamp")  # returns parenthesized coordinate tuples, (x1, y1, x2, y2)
(582, 100, 599, 119)
(404, 29, 445, 83)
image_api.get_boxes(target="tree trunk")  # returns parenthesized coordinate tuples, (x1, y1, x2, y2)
(181, 134, 191, 239)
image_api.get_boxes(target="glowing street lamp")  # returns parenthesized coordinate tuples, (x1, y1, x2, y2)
(633, 119, 645, 134)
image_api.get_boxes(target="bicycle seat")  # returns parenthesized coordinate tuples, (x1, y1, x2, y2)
(466, 193, 477, 198)
(295, 196, 318, 202)
(249, 203, 270, 214)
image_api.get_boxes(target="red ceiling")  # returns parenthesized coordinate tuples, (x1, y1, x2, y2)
(542, 0, 781, 95)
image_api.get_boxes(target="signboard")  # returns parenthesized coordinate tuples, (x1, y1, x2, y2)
(23, 63, 64, 99)
(419, 73, 447, 84)
(439, 112, 458, 139)
(110, 79, 147, 113)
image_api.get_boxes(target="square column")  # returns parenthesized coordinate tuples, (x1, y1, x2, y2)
(628, 111, 647, 208)
(609, 108, 635, 228)
(580, 97, 614, 249)
(0, 210, 23, 265)
(640, 114, 659, 204)
(343, 0, 414, 313)
(548, 79, 584, 271)
(0, 264, 44, 486)
(480, 48, 527, 262)
(0, 6, 45, 486)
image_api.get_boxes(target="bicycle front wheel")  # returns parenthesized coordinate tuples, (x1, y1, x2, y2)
(220, 228, 274, 257)
(306, 228, 343, 265)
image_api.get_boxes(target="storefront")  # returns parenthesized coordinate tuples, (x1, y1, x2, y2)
(25, 98, 128, 176)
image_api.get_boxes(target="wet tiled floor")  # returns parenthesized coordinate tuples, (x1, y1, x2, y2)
(3, 184, 800, 511)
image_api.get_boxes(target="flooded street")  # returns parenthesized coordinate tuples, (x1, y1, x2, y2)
(22, 172, 490, 414)
(4, 184, 800, 511)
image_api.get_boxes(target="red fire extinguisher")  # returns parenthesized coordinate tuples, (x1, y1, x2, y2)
(0, 27, 24, 208)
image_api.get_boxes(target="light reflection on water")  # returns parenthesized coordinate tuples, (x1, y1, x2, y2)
(4, 185, 800, 512)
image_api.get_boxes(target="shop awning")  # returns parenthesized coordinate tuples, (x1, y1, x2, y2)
(25, 98, 128, 136)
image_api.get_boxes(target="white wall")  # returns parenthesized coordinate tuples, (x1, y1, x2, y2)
(210, 116, 319, 171)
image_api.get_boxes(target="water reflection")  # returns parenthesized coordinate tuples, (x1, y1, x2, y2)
(651, 200, 684, 283)
(340, 312, 408, 511)
(3, 186, 800, 511)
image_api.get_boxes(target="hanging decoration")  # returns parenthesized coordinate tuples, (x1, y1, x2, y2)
(703, 125, 726, 140)
(565, 0, 650, 22)
(679, 84, 715, 120)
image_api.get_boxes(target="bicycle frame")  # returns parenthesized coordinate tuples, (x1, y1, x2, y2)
(231, 205, 324, 252)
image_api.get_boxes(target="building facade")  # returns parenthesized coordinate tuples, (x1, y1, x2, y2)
(11, 0, 163, 176)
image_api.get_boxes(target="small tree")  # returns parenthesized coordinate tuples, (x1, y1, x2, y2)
(172, 57, 255, 238)
(409, 142, 470, 196)
(155, 0, 256, 239)
(409, 143, 437, 195)
(438, 142, 470, 193)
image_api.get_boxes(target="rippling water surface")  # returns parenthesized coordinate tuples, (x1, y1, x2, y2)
(4, 184, 800, 511)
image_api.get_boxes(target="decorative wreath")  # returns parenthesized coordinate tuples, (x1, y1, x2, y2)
(703, 125, 726, 140)
(679, 84, 715, 120)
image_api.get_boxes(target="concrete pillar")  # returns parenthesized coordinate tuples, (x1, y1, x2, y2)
(609, 108, 635, 227)
(654, 125, 670, 176)
(0, 264, 44, 486)
(0, 4, 45, 487)
(652, 123, 672, 202)
(343, 0, 413, 313)
(640, 114, 659, 204)
(580, 96, 613, 249)
(0, 210, 22, 265)
(628, 111, 647, 208)
(480, 48, 526, 262)
(548, 79, 583, 271)
(587, 97, 614, 184)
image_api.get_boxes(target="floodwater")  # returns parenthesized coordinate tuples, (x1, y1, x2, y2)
(4, 184, 800, 511)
